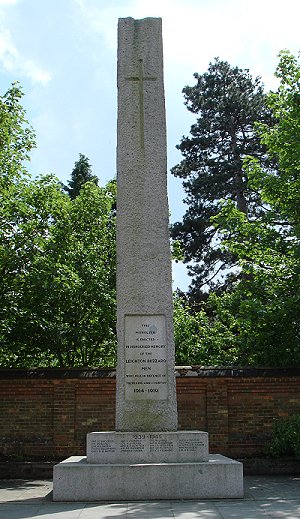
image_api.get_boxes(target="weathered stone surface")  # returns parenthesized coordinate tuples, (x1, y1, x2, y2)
(116, 17, 177, 432)
(87, 431, 209, 464)
(53, 455, 244, 501)
(52, 17, 244, 502)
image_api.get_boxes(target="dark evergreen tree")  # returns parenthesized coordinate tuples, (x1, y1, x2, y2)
(65, 153, 98, 199)
(171, 58, 275, 300)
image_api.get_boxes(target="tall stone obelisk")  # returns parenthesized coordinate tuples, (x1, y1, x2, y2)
(115, 17, 177, 432)
(53, 18, 243, 501)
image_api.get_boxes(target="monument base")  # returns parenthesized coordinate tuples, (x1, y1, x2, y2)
(53, 454, 243, 501)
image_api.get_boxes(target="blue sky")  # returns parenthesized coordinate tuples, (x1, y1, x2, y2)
(0, 0, 299, 291)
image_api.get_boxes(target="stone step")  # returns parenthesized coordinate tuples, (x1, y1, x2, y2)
(53, 455, 243, 501)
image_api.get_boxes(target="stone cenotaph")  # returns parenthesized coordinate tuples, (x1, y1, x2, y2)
(53, 17, 243, 501)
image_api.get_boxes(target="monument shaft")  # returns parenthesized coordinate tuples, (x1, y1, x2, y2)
(116, 17, 177, 431)
(53, 19, 243, 499)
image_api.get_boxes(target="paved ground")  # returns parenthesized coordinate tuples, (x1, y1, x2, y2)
(0, 476, 299, 518)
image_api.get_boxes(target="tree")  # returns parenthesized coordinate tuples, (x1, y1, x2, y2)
(0, 82, 37, 359)
(211, 50, 300, 366)
(0, 81, 36, 182)
(1, 175, 117, 367)
(65, 153, 98, 199)
(173, 294, 239, 366)
(1, 175, 70, 365)
(0, 82, 36, 308)
(171, 58, 274, 300)
(0, 83, 117, 367)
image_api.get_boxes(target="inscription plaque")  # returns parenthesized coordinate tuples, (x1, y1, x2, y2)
(87, 431, 209, 464)
(125, 315, 168, 400)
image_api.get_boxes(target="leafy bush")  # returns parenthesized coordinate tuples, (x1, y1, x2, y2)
(269, 415, 300, 458)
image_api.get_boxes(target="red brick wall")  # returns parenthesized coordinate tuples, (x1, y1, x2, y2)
(0, 368, 299, 459)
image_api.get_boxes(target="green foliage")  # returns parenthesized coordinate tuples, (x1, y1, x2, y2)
(0, 82, 36, 182)
(210, 285, 299, 367)
(269, 415, 300, 458)
(0, 83, 116, 367)
(173, 52, 300, 368)
(173, 295, 239, 366)
(171, 239, 184, 263)
(210, 50, 300, 367)
(171, 58, 273, 299)
(65, 153, 99, 199)
(0, 176, 116, 367)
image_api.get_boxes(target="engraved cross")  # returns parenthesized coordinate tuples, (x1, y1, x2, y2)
(126, 59, 157, 149)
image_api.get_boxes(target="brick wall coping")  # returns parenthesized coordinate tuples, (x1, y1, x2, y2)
(0, 367, 300, 379)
